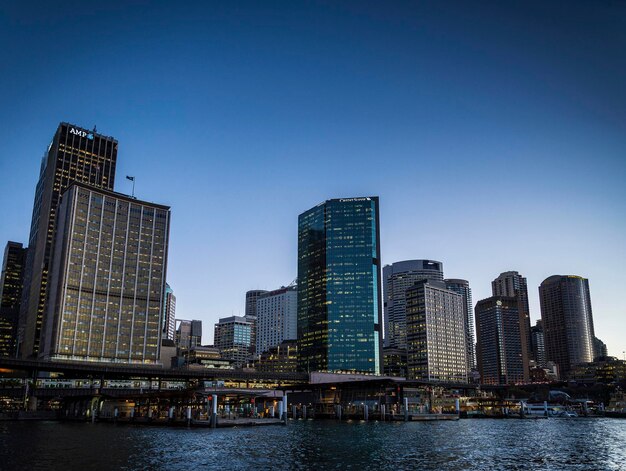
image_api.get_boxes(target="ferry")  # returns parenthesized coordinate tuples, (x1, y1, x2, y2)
(605, 390, 626, 418)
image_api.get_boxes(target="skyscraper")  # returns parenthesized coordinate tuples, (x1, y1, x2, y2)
(475, 296, 529, 385)
(492, 271, 532, 364)
(405, 279, 468, 382)
(41, 183, 170, 364)
(163, 284, 176, 341)
(530, 320, 546, 368)
(256, 285, 297, 355)
(0, 242, 27, 357)
(383, 260, 443, 349)
(539, 275, 595, 378)
(176, 319, 203, 352)
(244, 289, 267, 358)
(214, 316, 253, 367)
(297, 197, 382, 374)
(20, 123, 118, 358)
(444, 278, 476, 371)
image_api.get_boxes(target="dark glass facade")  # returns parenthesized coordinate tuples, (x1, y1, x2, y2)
(20, 123, 117, 358)
(297, 197, 382, 374)
(475, 296, 529, 385)
(539, 275, 595, 379)
(0, 242, 27, 357)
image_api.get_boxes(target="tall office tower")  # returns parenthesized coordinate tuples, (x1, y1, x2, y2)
(475, 296, 530, 385)
(492, 271, 532, 363)
(41, 183, 170, 364)
(383, 260, 443, 349)
(214, 316, 253, 367)
(163, 284, 176, 341)
(256, 285, 297, 355)
(20, 123, 118, 358)
(0, 242, 27, 357)
(245, 290, 268, 318)
(593, 337, 607, 360)
(405, 279, 468, 383)
(176, 319, 202, 352)
(539, 275, 595, 378)
(445, 279, 476, 372)
(244, 290, 267, 358)
(297, 197, 382, 374)
(530, 320, 546, 368)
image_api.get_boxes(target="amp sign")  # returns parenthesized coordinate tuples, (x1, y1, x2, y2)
(69, 127, 94, 140)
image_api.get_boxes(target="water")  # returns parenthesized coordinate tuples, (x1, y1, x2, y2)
(1, 419, 625, 470)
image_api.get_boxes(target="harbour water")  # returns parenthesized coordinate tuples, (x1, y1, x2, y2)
(1, 418, 625, 470)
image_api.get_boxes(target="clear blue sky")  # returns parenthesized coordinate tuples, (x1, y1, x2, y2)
(1, 1, 624, 355)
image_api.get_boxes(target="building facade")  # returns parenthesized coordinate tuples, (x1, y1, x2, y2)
(297, 197, 383, 374)
(444, 278, 476, 372)
(20, 123, 118, 358)
(491, 271, 532, 364)
(0, 242, 27, 357)
(163, 284, 176, 341)
(383, 260, 443, 350)
(214, 316, 253, 367)
(539, 275, 595, 378)
(405, 279, 468, 382)
(255, 285, 297, 356)
(530, 320, 546, 368)
(254, 340, 298, 373)
(475, 296, 529, 385)
(176, 319, 202, 352)
(41, 183, 170, 364)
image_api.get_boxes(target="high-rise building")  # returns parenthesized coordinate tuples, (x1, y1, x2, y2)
(383, 260, 443, 349)
(297, 197, 382, 374)
(244, 290, 267, 358)
(445, 278, 476, 372)
(41, 183, 170, 364)
(254, 340, 298, 373)
(593, 337, 608, 360)
(214, 316, 253, 367)
(176, 319, 202, 352)
(539, 275, 595, 378)
(256, 285, 297, 356)
(475, 296, 529, 385)
(163, 284, 176, 341)
(530, 320, 546, 368)
(492, 271, 532, 364)
(0, 242, 27, 357)
(405, 279, 468, 383)
(20, 123, 118, 358)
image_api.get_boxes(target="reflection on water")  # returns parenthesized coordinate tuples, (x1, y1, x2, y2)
(1, 419, 625, 470)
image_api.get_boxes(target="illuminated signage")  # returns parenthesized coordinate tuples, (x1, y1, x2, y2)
(339, 197, 371, 203)
(69, 127, 94, 140)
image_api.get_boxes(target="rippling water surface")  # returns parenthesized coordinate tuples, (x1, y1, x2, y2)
(1, 419, 625, 470)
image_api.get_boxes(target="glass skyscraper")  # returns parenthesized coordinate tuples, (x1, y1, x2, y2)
(0, 242, 27, 357)
(20, 123, 117, 358)
(41, 183, 170, 364)
(297, 197, 382, 374)
(539, 275, 595, 379)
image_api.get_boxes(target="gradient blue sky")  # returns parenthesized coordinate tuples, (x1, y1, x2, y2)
(1, 1, 624, 355)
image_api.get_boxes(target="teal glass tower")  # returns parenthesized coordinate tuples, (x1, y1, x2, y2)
(297, 197, 382, 374)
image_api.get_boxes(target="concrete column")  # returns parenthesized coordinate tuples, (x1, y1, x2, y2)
(187, 406, 192, 426)
(282, 394, 288, 423)
(364, 404, 369, 421)
(544, 401, 548, 417)
(404, 398, 409, 421)
(455, 399, 460, 415)
(380, 404, 385, 421)
(302, 405, 307, 420)
(211, 394, 218, 428)
(169, 406, 175, 420)
(91, 406, 96, 423)
(130, 407, 135, 420)
(270, 406, 275, 418)
(114, 407, 119, 423)
(292, 405, 297, 420)
(278, 402, 283, 421)
(336, 404, 342, 420)
(148, 407, 153, 420)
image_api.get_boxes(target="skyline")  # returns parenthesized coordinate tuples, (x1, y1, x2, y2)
(1, 1, 625, 356)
